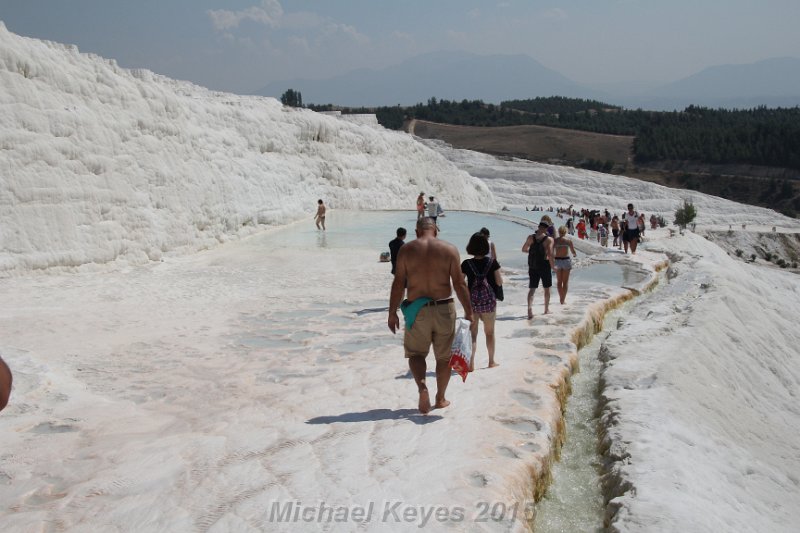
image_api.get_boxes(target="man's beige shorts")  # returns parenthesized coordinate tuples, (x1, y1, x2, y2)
(404, 302, 456, 362)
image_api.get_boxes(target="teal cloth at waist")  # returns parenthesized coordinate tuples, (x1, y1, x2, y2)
(400, 297, 433, 330)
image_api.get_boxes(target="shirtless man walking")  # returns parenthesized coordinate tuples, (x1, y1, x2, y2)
(388, 217, 473, 414)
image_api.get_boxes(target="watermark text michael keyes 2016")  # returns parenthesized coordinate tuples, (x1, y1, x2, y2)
(268, 500, 536, 527)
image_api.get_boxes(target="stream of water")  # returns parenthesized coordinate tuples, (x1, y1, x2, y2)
(532, 311, 622, 532)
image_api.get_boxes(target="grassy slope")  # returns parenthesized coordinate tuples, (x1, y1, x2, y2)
(410, 120, 799, 217)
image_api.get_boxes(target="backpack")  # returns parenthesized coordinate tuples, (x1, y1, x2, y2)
(528, 235, 549, 271)
(468, 258, 496, 314)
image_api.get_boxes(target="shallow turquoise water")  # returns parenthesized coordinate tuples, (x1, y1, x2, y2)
(248, 210, 623, 286)
(230, 210, 625, 358)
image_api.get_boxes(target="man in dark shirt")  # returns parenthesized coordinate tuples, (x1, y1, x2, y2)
(522, 222, 555, 319)
(389, 227, 407, 275)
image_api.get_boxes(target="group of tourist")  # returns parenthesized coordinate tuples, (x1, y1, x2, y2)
(388, 198, 648, 414)
(554, 203, 645, 254)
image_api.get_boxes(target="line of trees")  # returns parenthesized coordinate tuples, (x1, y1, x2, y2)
(632, 106, 800, 169)
(365, 97, 800, 171)
(302, 91, 800, 172)
(500, 96, 620, 115)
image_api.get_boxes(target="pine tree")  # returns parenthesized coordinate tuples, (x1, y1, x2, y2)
(674, 200, 697, 229)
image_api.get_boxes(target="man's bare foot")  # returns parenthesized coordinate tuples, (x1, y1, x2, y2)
(543, 309, 550, 315)
(527, 309, 533, 319)
(433, 398, 451, 409)
(488, 362, 499, 368)
(418, 390, 431, 414)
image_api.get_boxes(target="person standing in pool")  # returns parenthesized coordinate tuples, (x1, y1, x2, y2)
(416, 192, 426, 220)
(388, 227, 406, 275)
(315, 199, 326, 230)
(388, 217, 472, 414)
(426, 196, 442, 228)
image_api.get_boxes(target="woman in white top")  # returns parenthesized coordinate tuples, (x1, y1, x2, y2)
(622, 203, 640, 254)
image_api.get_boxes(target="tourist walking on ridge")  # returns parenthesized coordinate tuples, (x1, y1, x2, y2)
(388, 227, 406, 275)
(522, 222, 555, 319)
(598, 223, 609, 247)
(623, 203, 640, 254)
(315, 199, 326, 230)
(611, 216, 621, 248)
(638, 213, 646, 241)
(540, 215, 556, 238)
(576, 219, 588, 240)
(388, 217, 473, 414)
(553, 226, 578, 305)
(416, 192, 426, 220)
(462, 233, 502, 371)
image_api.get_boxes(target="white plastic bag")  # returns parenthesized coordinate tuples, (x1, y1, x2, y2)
(449, 318, 473, 382)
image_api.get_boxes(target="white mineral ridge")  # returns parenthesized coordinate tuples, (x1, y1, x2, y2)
(0, 22, 492, 273)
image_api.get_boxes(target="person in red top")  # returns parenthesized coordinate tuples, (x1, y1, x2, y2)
(416, 192, 425, 220)
(576, 219, 588, 240)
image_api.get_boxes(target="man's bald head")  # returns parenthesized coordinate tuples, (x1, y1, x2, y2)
(416, 216, 436, 230)
(416, 216, 438, 236)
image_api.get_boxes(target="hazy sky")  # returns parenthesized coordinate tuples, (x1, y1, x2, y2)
(2, 0, 798, 94)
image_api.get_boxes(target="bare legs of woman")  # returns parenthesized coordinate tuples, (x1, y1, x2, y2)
(469, 313, 498, 371)
(556, 268, 571, 305)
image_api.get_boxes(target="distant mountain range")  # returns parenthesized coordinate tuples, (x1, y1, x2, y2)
(254, 53, 800, 111)
(622, 57, 800, 110)
(254, 51, 601, 107)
